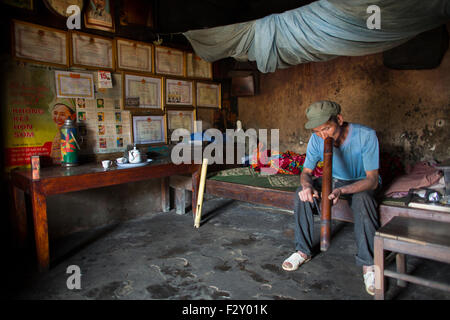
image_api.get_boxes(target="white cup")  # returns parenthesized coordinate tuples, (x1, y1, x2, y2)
(116, 157, 127, 164)
(102, 160, 112, 169)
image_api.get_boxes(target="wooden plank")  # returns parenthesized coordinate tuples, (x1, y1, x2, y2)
(382, 237, 450, 264)
(384, 269, 450, 292)
(377, 216, 450, 248)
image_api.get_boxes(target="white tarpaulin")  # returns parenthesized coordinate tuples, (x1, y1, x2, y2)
(183, 0, 450, 73)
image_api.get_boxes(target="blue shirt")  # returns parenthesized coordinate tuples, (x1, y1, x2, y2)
(303, 123, 379, 181)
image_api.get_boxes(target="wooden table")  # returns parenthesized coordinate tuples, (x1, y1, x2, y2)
(9, 158, 199, 271)
(374, 216, 450, 299)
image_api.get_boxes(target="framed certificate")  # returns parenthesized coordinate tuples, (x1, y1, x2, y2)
(116, 38, 152, 73)
(70, 32, 115, 70)
(196, 82, 221, 108)
(12, 20, 69, 67)
(154, 46, 185, 77)
(167, 109, 195, 134)
(186, 52, 213, 79)
(84, 0, 115, 32)
(132, 115, 166, 145)
(55, 70, 95, 99)
(165, 78, 193, 106)
(124, 73, 163, 110)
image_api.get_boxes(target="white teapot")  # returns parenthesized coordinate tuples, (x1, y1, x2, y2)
(128, 146, 141, 164)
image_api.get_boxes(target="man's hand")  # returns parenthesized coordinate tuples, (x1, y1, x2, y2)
(299, 187, 319, 203)
(328, 188, 342, 205)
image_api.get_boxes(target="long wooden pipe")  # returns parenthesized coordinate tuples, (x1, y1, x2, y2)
(320, 137, 334, 252)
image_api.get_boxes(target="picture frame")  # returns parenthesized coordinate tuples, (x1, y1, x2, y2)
(116, 37, 153, 73)
(119, 0, 154, 28)
(186, 52, 213, 79)
(166, 109, 196, 142)
(43, 0, 84, 17)
(55, 70, 95, 99)
(165, 78, 193, 106)
(84, 0, 115, 33)
(70, 31, 115, 70)
(2, 0, 34, 10)
(132, 115, 166, 145)
(154, 45, 185, 77)
(123, 73, 163, 110)
(196, 81, 221, 108)
(11, 20, 69, 68)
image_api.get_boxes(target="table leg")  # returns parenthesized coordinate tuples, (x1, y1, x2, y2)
(10, 185, 28, 248)
(175, 188, 186, 215)
(396, 253, 407, 287)
(30, 187, 49, 271)
(374, 235, 385, 300)
(161, 177, 170, 212)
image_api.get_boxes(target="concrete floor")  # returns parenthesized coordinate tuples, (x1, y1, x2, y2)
(5, 197, 450, 300)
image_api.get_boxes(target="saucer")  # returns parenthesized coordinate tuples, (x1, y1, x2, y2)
(117, 159, 152, 169)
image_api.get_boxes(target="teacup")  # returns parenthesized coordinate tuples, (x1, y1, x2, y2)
(116, 157, 127, 164)
(102, 160, 112, 169)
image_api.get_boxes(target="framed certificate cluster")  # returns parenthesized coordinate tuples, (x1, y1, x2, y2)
(12, 20, 69, 67)
(196, 82, 221, 108)
(10, 19, 225, 149)
(132, 115, 166, 145)
(70, 32, 115, 70)
(124, 73, 163, 110)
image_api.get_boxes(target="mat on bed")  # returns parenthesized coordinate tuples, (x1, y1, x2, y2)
(207, 167, 409, 206)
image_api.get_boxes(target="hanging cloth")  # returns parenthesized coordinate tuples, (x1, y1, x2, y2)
(183, 0, 450, 73)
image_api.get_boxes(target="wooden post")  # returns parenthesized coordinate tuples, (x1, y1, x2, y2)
(320, 137, 333, 252)
(194, 158, 208, 228)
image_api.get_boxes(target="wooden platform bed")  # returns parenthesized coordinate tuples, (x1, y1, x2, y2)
(182, 166, 450, 230)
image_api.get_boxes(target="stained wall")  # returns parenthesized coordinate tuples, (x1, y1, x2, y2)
(237, 27, 450, 165)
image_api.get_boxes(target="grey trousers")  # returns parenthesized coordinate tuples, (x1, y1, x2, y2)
(293, 178, 380, 266)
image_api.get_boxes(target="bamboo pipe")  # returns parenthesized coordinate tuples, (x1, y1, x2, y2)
(194, 158, 209, 228)
(320, 137, 334, 251)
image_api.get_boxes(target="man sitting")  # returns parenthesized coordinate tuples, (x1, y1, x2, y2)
(282, 100, 380, 296)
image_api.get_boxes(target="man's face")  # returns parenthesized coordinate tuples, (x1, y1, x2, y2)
(52, 104, 73, 128)
(312, 114, 343, 141)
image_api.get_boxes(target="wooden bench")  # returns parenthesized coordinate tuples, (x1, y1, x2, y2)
(374, 216, 450, 299)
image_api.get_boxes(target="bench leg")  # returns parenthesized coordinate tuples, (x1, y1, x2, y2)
(396, 253, 407, 287)
(175, 188, 186, 215)
(161, 177, 170, 213)
(374, 235, 385, 300)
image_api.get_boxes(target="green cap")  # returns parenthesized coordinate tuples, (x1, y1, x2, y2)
(305, 100, 341, 129)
